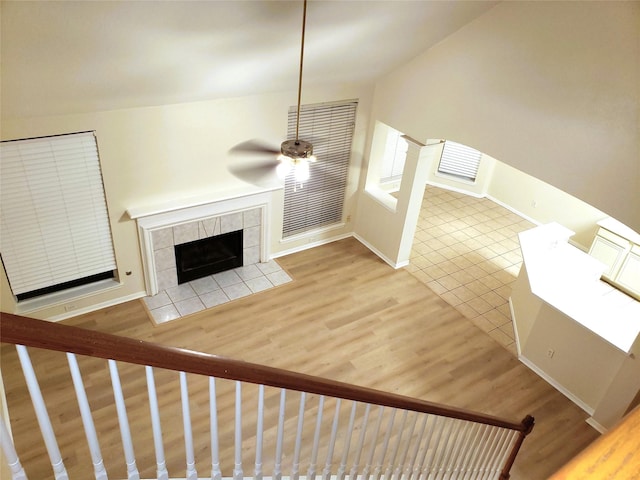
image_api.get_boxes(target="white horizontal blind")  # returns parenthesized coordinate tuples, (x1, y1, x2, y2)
(437, 141, 482, 182)
(283, 101, 357, 238)
(0, 132, 116, 297)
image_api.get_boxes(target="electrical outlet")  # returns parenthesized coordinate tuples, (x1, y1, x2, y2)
(532, 200, 538, 208)
(547, 348, 554, 358)
(346, 215, 352, 222)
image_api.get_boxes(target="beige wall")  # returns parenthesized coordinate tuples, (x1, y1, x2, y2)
(1, 85, 373, 319)
(366, 1, 639, 233)
(488, 161, 608, 249)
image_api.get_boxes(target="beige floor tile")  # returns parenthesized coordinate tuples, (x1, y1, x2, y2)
(488, 328, 514, 347)
(407, 185, 529, 357)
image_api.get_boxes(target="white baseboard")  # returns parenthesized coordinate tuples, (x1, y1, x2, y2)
(271, 232, 353, 259)
(352, 233, 408, 269)
(586, 417, 608, 434)
(517, 354, 595, 416)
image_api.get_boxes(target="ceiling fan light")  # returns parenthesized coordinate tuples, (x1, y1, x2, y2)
(276, 157, 293, 179)
(294, 159, 310, 182)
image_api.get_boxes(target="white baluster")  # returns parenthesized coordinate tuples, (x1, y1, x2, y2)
(348, 403, 371, 480)
(414, 415, 436, 480)
(431, 419, 456, 480)
(292, 391, 306, 480)
(107, 359, 139, 480)
(0, 417, 27, 480)
(209, 377, 222, 480)
(461, 424, 490, 480)
(255, 385, 264, 480)
(469, 427, 497, 480)
(16, 345, 69, 480)
(484, 429, 510, 480)
(406, 414, 428, 480)
(273, 389, 286, 480)
(233, 382, 243, 480)
(448, 422, 474, 478)
(421, 415, 445, 479)
(145, 366, 169, 480)
(373, 408, 396, 480)
(384, 409, 407, 480)
(395, 411, 418, 480)
(66, 353, 107, 480)
(322, 398, 341, 480)
(435, 420, 462, 480)
(492, 430, 517, 479)
(307, 395, 325, 480)
(180, 372, 198, 480)
(361, 405, 384, 480)
(337, 401, 357, 480)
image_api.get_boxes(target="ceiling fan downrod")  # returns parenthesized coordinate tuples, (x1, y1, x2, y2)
(280, 0, 313, 161)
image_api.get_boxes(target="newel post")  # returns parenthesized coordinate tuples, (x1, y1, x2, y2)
(499, 415, 535, 480)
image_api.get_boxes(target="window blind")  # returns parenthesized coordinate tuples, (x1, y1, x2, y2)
(0, 131, 116, 299)
(282, 100, 357, 238)
(437, 140, 482, 182)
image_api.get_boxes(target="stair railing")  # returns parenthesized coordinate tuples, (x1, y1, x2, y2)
(0, 313, 534, 480)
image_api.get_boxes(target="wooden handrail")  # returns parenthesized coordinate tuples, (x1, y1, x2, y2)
(0, 312, 531, 433)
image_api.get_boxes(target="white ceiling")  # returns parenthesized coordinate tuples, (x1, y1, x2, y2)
(1, 0, 498, 119)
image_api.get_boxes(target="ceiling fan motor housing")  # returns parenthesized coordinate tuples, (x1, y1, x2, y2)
(281, 139, 314, 160)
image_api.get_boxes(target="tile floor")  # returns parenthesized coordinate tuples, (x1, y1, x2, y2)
(143, 260, 292, 324)
(405, 185, 536, 356)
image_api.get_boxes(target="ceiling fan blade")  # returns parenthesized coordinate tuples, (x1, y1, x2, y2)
(228, 158, 282, 186)
(228, 139, 281, 156)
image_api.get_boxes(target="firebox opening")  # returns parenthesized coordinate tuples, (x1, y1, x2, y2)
(175, 230, 243, 284)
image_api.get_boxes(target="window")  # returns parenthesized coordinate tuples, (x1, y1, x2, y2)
(379, 126, 408, 184)
(0, 131, 116, 301)
(282, 100, 357, 238)
(437, 140, 482, 182)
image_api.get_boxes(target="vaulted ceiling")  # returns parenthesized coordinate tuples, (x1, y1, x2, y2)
(1, 0, 498, 118)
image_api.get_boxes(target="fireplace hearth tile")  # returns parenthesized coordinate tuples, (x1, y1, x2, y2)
(189, 276, 220, 295)
(166, 283, 197, 303)
(223, 282, 252, 300)
(213, 270, 243, 288)
(150, 304, 181, 323)
(257, 260, 284, 275)
(143, 259, 292, 324)
(245, 276, 273, 294)
(143, 291, 172, 310)
(200, 289, 230, 308)
(267, 270, 293, 286)
(175, 297, 206, 316)
(235, 264, 263, 281)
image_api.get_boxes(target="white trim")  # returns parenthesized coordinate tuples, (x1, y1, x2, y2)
(126, 186, 281, 220)
(508, 297, 522, 357)
(517, 354, 595, 416)
(48, 291, 147, 322)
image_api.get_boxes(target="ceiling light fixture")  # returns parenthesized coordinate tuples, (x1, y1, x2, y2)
(277, 0, 315, 184)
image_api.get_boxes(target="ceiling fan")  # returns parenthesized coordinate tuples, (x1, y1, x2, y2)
(228, 0, 316, 186)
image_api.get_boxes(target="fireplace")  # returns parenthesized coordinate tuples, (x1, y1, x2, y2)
(130, 190, 274, 296)
(175, 230, 243, 284)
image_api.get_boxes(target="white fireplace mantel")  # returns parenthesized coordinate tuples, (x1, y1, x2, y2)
(129, 188, 278, 296)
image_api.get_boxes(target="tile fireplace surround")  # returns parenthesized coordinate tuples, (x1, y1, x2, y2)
(130, 189, 291, 323)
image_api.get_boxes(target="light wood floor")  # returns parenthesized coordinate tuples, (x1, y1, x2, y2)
(1, 238, 599, 479)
